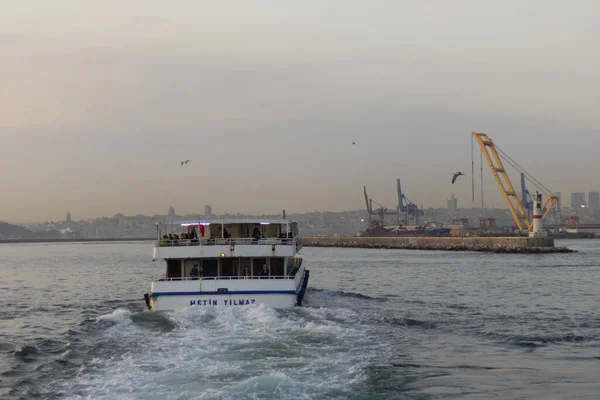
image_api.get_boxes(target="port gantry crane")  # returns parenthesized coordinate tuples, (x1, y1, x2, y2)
(520, 172, 533, 221)
(397, 179, 422, 226)
(363, 181, 423, 228)
(472, 132, 561, 233)
(364, 186, 396, 228)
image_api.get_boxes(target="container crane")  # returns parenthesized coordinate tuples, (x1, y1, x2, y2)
(364, 186, 396, 228)
(397, 179, 423, 226)
(520, 173, 533, 221)
(472, 132, 561, 233)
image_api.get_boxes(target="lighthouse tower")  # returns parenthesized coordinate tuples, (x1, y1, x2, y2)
(529, 191, 546, 237)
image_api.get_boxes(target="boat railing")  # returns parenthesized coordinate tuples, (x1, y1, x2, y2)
(154, 275, 294, 282)
(155, 237, 298, 247)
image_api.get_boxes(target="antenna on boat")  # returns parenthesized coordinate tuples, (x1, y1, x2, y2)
(282, 209, 287, 219)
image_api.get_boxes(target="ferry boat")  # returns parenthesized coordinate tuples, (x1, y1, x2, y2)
(144, 218, 309, 311)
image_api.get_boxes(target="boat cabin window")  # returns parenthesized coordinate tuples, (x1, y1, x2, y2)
(239, 258, 252, 276)
(183, 260, 197, 277)
(203, 259, 218, 277)
(252, 257, 267, 276)
(166, 259, 181, 279)
(221, 258, 238, 277)
(183, 259, 219, 277)
(270, 258, 285, 277)
(203, 222, 298, 239)
(157, 220, 299, 242)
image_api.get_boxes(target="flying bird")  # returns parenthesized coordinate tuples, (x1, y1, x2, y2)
(352, 142, 356, 145)
(451, 171, 464, 184)
(181, 160, 191, 166)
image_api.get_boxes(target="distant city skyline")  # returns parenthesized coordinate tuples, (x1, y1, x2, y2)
(13, 188, 600, 226)
(2, 1, 599, 223)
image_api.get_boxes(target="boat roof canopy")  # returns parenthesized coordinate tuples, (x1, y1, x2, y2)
(171, 218, 296, 226)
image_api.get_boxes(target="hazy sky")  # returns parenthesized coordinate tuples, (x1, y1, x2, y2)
(2, 1, 599, 222)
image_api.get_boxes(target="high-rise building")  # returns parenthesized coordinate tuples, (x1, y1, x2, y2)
(205, 205, 212, 216)
(570, 192, 586, 209)
(168, 206, 176, 217)
(447, 195, 457, 211)
(589, 192, 600, 210)
(66, 211, 71, 222)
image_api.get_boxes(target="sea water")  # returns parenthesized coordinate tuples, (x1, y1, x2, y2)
(1, 240, 599, 399)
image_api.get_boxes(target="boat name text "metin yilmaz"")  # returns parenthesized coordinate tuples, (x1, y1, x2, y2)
(189, 299, 257, 306)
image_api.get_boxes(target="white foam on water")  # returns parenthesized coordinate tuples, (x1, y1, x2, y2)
(95, 308, 134, 326)
(59, 304, 385, 399)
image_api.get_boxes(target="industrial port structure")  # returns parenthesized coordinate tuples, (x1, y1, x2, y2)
(363, 179, 423, 228)
(471, 132, 562, 234)
(361, 132, 565, 239)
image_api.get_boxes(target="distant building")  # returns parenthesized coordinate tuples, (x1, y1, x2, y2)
(589, 192, 600, 210)
(570, 192, 586, 210)
(205, 205, 212, 216)
(447, 195, 457, 211)
(168, 206, 176, 217)
(66, 211, 71, 222)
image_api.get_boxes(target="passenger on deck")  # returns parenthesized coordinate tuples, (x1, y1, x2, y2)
(190, 264, 199, 279)
(173, 234, 179, 245)
(190, 227, 198, 242)
(252, 227, 261, 240)
(260, 264, 269, 277)
(168, 233, 173, 244)
(161, 235, 168, 245)
(243, 266, 250, 278)
(223, 229, 231, 239)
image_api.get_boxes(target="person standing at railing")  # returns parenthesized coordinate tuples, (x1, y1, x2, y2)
(190, 264, 199, 280)
(161, 235, 168, 246)
(190, 227, 198, 244)
(260, 264, 269, 277)
(243, 266, 250, 278)
(168, 234, 173, 245)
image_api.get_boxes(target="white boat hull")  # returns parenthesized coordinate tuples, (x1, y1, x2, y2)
(151, 293, 297, 310)
(146, 266, 309, 311)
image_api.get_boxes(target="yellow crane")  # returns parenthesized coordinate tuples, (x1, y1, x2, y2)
(472, 132, 560, 233)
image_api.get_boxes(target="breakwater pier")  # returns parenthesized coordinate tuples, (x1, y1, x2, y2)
(301, 236, 574, 253)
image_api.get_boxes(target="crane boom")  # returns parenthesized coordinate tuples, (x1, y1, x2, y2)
(364, 186, 372, 225)
(540, 196, 558, 220)
(363, 186, 371, 214)
(472, 132, 531, 232)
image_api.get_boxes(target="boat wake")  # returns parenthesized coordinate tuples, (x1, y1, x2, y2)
(48, 305, 387, 400)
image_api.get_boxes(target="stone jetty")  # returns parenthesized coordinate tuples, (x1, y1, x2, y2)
(301, 236, 575, 253)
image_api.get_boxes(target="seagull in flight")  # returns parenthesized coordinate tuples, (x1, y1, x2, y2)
(451, 171, 465, 184)
(352, 142, 356, 145)
(181, 160, 191, 166)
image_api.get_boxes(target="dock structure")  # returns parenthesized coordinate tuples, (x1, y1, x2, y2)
(301, 236, 574, 253)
